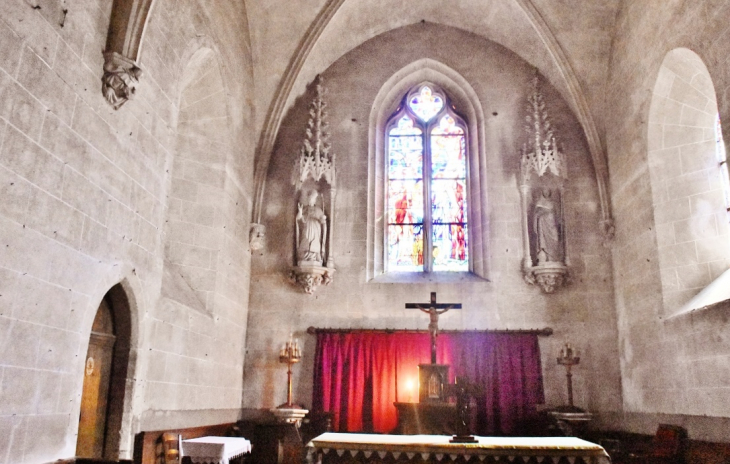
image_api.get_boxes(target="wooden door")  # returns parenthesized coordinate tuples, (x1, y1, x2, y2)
(76, 300, 116, 458)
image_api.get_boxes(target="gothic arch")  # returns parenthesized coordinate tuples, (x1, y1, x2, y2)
(252, 0, 612, 238)
(647, 47, 730, 315)
(366, 59, 490, 280)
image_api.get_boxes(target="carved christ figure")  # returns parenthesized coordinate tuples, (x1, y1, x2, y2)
(296, 189, 327, 265)
(406, 292, 461, 364)
(420, 305, 450, 344)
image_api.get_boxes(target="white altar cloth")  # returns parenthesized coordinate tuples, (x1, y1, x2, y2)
(181, 436, 252, 464)
(308, 432, 610, 464)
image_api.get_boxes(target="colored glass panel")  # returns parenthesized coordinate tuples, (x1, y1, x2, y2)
(389, 117, 423, 179)
(388, 224, 424, 271)
(432, 114, 464, 136)
(432, 135, 466, 179)
(390, 115, 423, 137)
(432, 224, 468, 272)
(431, 179, 467, 224)
(388, 180, 424, 224)
(385, 88, 470, 274)
(431, 116, 465, 179)
(408, 86, 444, 122)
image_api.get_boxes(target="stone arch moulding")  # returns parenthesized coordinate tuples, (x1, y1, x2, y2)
(251, 0, 613, 243)
(102, 0, 158, 109)
(366, 59, 489, 280)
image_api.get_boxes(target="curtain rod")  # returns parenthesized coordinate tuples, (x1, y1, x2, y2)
(306, 327, 553, 336)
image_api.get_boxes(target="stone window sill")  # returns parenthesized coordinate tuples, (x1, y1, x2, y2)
(666, 268, 730, 319)
(369, 272, 489, 284)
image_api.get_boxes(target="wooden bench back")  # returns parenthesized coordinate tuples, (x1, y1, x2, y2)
(133, 423, 236, 464)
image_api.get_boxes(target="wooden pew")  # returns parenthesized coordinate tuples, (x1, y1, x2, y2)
(132, 423, 237, 464)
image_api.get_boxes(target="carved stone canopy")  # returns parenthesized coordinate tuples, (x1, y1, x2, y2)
(293, 77, 336, 189)
(520, 75, 566, 183)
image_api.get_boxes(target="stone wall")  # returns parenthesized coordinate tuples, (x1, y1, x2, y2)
(245, 23, 621, 420)
(606, 0, 730, 443)
(0, 1, 254, 462)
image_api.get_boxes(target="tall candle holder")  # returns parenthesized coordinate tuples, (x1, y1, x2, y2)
(557, 342, 580, 410)
(277, 334, 302, 409)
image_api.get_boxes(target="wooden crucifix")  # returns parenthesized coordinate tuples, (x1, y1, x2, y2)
(406, 292, 462, 364)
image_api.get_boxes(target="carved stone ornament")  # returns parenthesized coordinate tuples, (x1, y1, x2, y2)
(101, 0, 154, 109)
(250, 223, 266, 251)
(290, 76, 336, 294)
(519, 74, 569, 294)
(102, 52, 142, 110)
(523, 262, 569, 294)
(289, 263, 334, 295)
(599, 218, 615, 245)
(292, 76, 336, 191)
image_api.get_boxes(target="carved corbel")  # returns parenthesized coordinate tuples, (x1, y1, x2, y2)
(102, 52, 142, 110)
(102, 0, 155, 109)
(599, 218, 615, 246)
(249, 223, 266, 251)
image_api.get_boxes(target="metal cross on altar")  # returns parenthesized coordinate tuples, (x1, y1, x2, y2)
(406, 292, 462, 364)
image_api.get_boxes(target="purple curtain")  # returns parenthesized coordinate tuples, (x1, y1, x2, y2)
(312, 331, 544, 436)
(440, 332, 544, 435)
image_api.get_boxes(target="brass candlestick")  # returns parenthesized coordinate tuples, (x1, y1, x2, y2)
(277, 334, 302, 408)
(557, 342, 580, 409)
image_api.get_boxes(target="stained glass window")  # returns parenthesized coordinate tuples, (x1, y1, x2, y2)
(386, 85, 468, 272)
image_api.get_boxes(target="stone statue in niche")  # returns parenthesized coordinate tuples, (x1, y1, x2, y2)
(533, 188, 563, 264)
(289, 75, 336, 294)
(519, 73, 569, 293)
(296, 189, 327, 265)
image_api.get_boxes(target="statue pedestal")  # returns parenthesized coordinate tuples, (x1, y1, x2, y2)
(290, 263, 334, 294)
(524, 262, 568, 293)
(271, 407, 309, 427)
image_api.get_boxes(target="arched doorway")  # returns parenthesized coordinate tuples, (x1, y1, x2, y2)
(76, 284, 132, 459)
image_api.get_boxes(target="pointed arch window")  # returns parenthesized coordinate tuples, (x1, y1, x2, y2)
(386, 85, 469, 273)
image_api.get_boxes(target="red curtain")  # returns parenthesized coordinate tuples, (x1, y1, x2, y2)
(312, 331, 544, 435)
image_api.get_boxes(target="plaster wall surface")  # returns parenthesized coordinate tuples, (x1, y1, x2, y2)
(606, 0, 730, 441)
(0, 1, 254, 462)
(244, 23, 621, 419)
